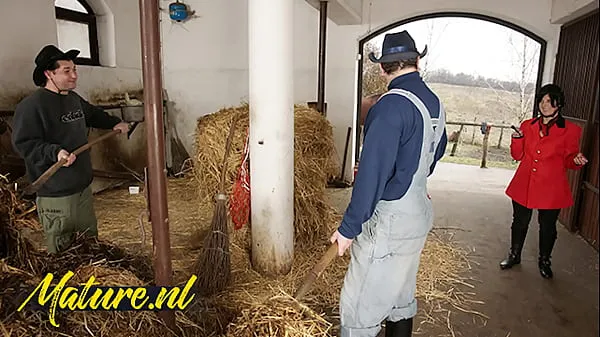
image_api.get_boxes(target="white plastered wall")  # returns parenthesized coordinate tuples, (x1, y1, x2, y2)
(551, 0, 599, 24)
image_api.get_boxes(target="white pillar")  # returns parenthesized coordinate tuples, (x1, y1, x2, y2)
(248, 0, 295, 275)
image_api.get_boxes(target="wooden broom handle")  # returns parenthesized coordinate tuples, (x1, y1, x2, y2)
(294, 242, 339, 300)
(23, 129, 122, 195)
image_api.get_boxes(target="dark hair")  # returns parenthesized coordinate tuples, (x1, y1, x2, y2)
(381, 58, 418, 75)
(535, 84, 565, 115)
(40, 60, 67, 86)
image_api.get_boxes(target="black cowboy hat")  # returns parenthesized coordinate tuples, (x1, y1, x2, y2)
(368, 30, 427, 63)
(32, 45, 80, 86)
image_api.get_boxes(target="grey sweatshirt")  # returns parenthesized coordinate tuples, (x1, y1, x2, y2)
(11, 88, 121, 197)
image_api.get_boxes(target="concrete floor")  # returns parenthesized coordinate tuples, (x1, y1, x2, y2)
(329, 162, 599, 337)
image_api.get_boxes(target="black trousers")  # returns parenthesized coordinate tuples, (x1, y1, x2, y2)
(511, 200, 561, 258)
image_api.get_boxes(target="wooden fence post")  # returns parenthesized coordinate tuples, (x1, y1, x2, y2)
(481, 124, 492, 168)
(497, 125, 504, 149)
(450, 124, 464, 157)
(471, 117, 476, 144)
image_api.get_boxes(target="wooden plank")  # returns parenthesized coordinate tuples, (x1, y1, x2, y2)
(577, 118, 599, 249)
(554, 13, 599, 122)
(446, 121, 512, 128)
(579, 189, 599, 250)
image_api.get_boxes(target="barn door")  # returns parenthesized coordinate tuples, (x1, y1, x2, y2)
(554, 10, 599, 236)
(576, 84, 599, 250)
(553, 10, 599, 240)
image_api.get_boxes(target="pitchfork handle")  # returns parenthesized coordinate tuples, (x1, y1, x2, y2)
(294, 242, 339, 300)
(22, 129, 122, 195)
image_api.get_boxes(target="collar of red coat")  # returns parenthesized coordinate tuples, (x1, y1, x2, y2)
(532, 114, 565, 136)
(531, 114, 565, 128)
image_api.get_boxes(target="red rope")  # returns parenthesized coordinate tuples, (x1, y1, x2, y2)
(230, 128, 251, 230)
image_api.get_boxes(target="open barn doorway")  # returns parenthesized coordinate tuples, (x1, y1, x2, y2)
(353, 12, 546, 176)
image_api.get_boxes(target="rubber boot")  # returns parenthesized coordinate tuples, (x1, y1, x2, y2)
(385, 318, 412, 337)
(538, 256, 553, 279)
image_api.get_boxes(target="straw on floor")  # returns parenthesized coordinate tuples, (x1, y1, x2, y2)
(0, 176, 205, 337)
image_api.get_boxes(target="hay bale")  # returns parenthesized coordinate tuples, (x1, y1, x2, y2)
(193, 104, 339, 245)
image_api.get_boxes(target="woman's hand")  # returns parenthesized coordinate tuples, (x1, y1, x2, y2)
(511, 125, 523, 138)
(573, 153, 588, 166)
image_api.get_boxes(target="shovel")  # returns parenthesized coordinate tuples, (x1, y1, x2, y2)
(19, 129, 125, 196)
(294, 242, 339, 300)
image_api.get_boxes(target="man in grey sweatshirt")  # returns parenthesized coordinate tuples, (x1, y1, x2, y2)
(11, 45, 131, 254)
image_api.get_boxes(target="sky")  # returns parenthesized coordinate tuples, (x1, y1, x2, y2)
(367, 17, 541, 83)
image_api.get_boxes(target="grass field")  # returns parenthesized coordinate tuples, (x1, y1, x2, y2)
(427, 83, 528, 169)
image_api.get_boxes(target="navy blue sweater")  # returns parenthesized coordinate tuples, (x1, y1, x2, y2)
(338, 72, 448, 239)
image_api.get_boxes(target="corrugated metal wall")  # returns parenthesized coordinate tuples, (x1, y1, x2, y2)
(553, 10, 599, 250)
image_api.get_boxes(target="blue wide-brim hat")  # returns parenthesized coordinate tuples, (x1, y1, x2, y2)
(368, 30, 427, 63)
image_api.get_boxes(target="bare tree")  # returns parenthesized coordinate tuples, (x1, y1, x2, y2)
(421, 19, 450, 81)
(509, 33, 539, 122)
(362, 41, 387, 96)
(482, 32, 539, 123)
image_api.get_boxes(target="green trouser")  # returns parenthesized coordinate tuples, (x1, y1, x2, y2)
(36, 186, 98, 254)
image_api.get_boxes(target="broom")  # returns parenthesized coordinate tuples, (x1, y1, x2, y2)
(195, 116, 238, 296)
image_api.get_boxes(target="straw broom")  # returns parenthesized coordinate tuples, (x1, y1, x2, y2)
(195, 116, 238, 296)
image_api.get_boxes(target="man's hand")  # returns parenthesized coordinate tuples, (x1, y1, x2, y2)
(574, 153, 588, 166)
(113, 122, 131, 134)
(330, 230, 353, 256)
(57, 149, 76, 167)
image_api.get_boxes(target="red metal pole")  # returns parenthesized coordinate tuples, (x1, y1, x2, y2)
(138, 0, 175, 329)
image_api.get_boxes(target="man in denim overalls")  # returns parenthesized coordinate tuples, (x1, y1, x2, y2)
(330, 31, 448, 337)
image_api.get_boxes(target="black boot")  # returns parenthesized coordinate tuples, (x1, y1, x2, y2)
(385, 318, 412, 337)
(538, 256, 553, 279)
(499, 248, 521, 269)
(537, 208, 560, 279)
(501, 201, 531, 270)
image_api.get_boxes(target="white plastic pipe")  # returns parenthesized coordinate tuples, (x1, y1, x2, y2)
(248, 0, 295, 275)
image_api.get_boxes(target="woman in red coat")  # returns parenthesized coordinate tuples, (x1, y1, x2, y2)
(500, 84, 588, 279)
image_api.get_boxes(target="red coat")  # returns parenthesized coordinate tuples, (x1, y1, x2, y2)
(505, 116, 583, 210)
